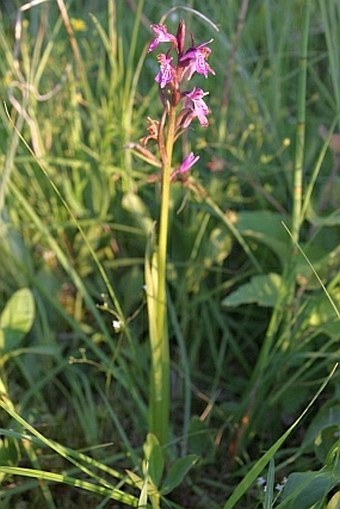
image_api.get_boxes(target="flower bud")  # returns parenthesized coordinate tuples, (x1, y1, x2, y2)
(171, 88, 182, 107)
(176, 20, 186, 56)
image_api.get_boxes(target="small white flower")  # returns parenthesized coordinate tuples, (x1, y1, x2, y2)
(275, 477, 288, 492)
(257, 476, 266, 487)
(112, 320, 122, 333)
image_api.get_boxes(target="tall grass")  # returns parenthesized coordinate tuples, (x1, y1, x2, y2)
(0, 1, 339, 508)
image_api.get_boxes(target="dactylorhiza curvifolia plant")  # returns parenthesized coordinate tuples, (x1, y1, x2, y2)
(130, 20, 215, 447)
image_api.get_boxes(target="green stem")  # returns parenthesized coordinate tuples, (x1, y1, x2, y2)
(150, 106, 176, 446)
(282, 0, 310, 327)
(291, 0, 310, 244)
(158, 107, 176, 333)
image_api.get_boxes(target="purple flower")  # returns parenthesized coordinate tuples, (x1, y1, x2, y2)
(155, 54, 174, 88)
(171, 152, 200, 180)
(148, 24, 177, 52)
(183, 87, 210, 127)
(180, 40, 215, 79)
(178, 152, 200, 174)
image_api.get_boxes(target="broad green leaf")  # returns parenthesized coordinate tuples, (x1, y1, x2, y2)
(222, 273, 282, 308)
(236, 211, 288, 264)
(188, 415, 214, 457)
(302, 287, 340, 337)
(161, 455, 198, 495)
(278, 470, 339, 509)
(143, 433, 164, 489)
(303, 404, 340, 450)
(0, 288, 35, 353)
(314, 426, 340, 464)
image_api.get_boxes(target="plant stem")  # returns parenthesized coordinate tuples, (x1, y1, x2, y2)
(150, 106, 176, 446)
(281, 0, 310, 328)
(291, 0, 310, 244)
(158, 106, 176, 329)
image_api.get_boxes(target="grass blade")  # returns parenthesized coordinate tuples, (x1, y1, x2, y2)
(221, 364, 338, 509)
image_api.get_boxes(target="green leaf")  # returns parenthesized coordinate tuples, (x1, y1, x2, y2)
(301, 287, 340, 338)
(236, 211, 288, 264)
(188, 415, 214, 457)
(263, 458, 275, 509)
(315, 426, 340, 465)
(222, 273, 282, 308)
(0, 288, 35, 353)
(303, 404, 340, 451)
(278, 470, 339, 509)
(327, 491, 340, 509)
(161, 455, 198, 495)
(143, 433, 164, 489)
(302, 403, 340, 463)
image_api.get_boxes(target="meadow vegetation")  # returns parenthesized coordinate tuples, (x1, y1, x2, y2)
(0, 0, 339, 508)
